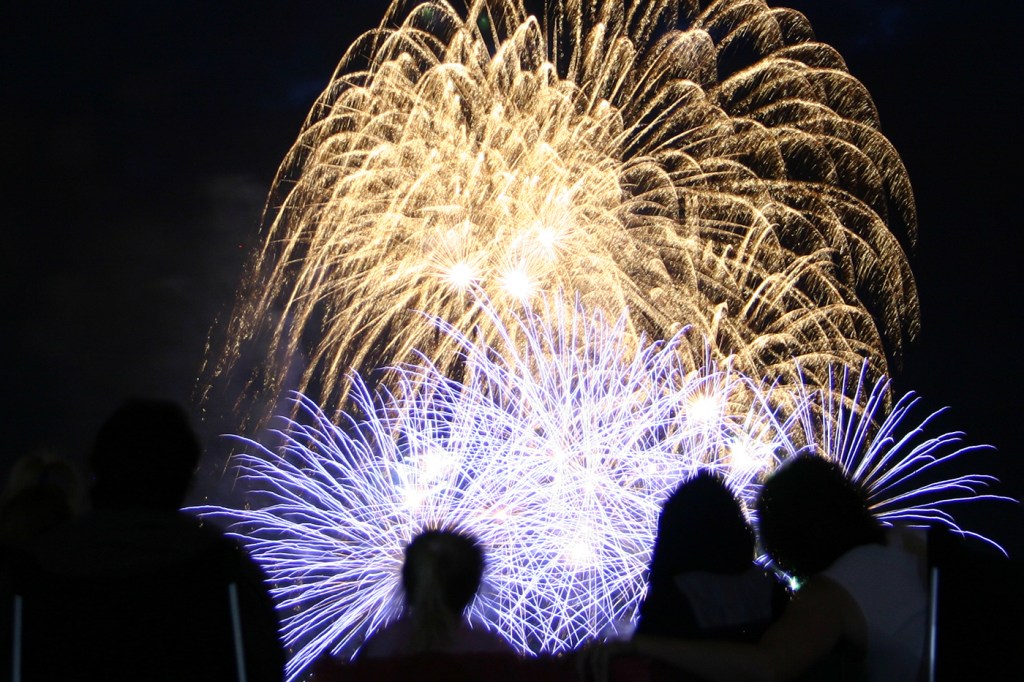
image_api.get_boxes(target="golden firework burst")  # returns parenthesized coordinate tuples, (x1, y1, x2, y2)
(216, 0, 918, 423)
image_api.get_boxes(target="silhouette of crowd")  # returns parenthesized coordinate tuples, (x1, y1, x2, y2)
(1, 399, 284, 682)
(316, 461, 939, 682)
(579, 457, 930, 682)
(3, 400, 1016, 682)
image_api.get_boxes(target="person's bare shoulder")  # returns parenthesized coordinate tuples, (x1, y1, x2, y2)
(759, 575, 865, 679)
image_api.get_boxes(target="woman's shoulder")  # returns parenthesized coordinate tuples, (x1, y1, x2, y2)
(451, 620, 515, 654)
(359, 617, 513, 659)
(358, 618, 415, 659)
(823, 541, 922, 589)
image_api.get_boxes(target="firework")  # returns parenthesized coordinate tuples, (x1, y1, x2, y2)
(202, 297, 746, 676)
(195, 1, 1006, 678)
(212, 0, 919, 422)
(197, 295, 998, 680)
(774, 365, 1006, 544)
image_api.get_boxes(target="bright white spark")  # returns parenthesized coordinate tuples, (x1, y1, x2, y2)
(499, 266, 535, 301)
(446, 261, 478, 291)
(688, 393, 721, 425)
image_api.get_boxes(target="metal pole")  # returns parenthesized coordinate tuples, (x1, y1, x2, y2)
(228, 583, 248, 682)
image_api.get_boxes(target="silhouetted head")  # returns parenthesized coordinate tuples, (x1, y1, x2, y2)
(402, 528, 484, 616)
(0, 453, 80, 547)
(757, 455, 884, 580)
(90, 399, 201, 511)
(649, 470, 755, 581)
(398, 528, 486, 653)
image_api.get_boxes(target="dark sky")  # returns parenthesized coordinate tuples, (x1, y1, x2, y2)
(4, 1, 1021, 553)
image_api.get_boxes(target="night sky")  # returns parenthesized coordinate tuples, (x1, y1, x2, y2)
(5, 1, 1021, 554)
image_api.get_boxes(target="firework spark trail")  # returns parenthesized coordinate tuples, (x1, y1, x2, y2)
(212, 0, 919, 423)
(196, 295, 999, 680)
(771, 365, 1009, 546)
(200, 298, 754, 677)
(199, 387, 494, 678)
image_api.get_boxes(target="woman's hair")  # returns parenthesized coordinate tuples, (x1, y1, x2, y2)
(649, 470, 755, 582)
(757, 455, 884, 580)
(401, 529, 484, 653)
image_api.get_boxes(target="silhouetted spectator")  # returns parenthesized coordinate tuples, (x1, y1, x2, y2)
(755, 455, 926, 680)
(0, 452, 83, 677)
(583, 455, 926, 681)
(10, 398, 285, 682)
(636, 471, 786, 641)
(0, 452, 81, 551)
(358, 528, 511, 658)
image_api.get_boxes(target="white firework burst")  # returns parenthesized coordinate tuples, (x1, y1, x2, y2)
(199, 296, 757, 678)
(196, 295, 999, 680)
